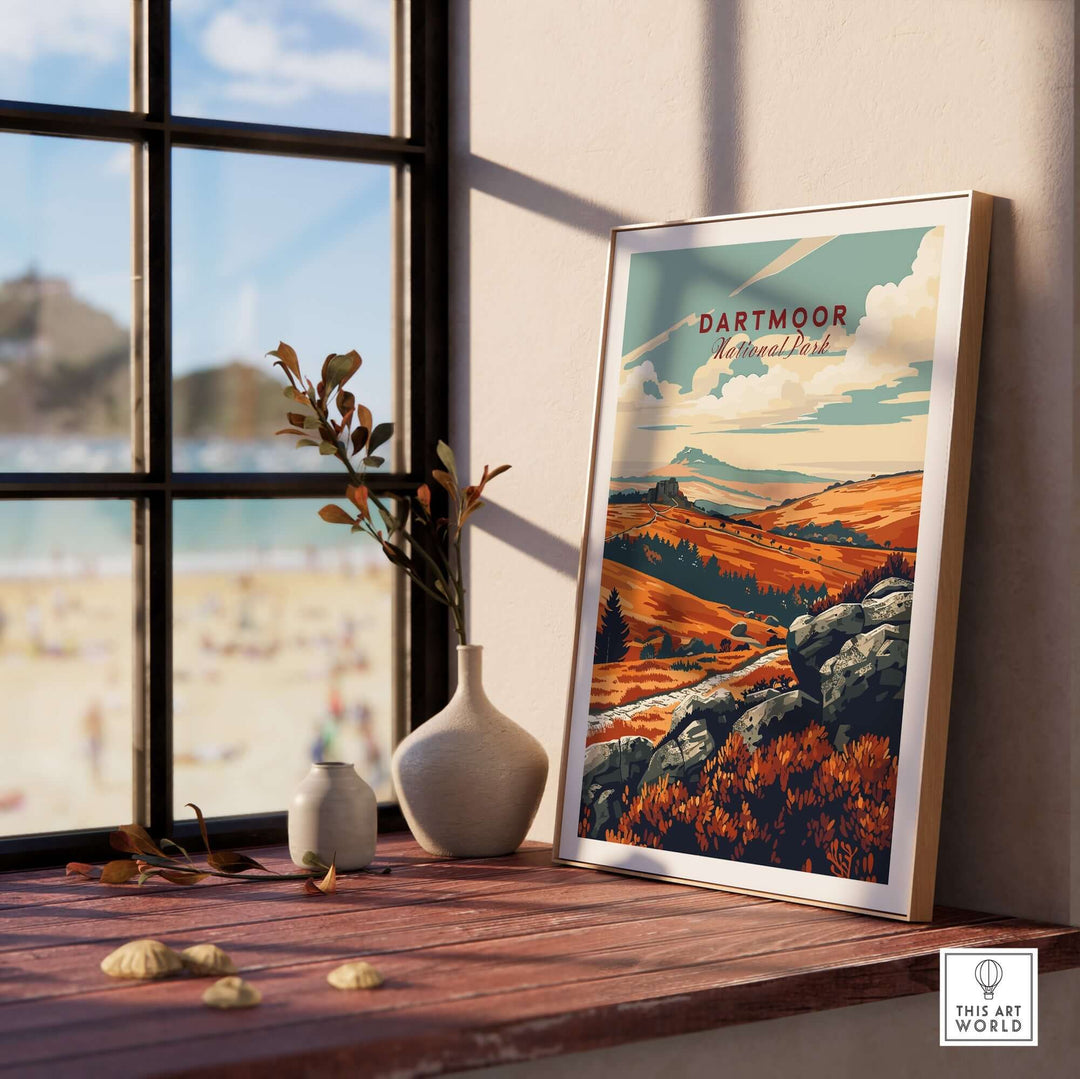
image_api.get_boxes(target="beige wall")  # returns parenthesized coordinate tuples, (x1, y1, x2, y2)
(449, 0, 1075, 1069)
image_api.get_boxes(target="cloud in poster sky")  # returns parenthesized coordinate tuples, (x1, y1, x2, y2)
(620, 226, 944, 432)
(729, 236, 836, 297)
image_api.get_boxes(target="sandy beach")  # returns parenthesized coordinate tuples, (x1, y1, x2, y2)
(0, 560, 395, 839)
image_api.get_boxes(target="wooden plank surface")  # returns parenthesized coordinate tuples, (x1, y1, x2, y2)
(0, 835, 1076, 1078)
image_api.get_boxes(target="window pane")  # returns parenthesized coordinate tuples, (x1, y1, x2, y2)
(171, 1, 393, 134)
(0, 134, 133, 472)
(0, 500, 133, 837)
(0, 1, 131, 111)
(171, 149, 393, 473)
(172, 499, 395, 819)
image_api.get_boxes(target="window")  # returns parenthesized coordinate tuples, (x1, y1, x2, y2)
(0, 2, 448, 868)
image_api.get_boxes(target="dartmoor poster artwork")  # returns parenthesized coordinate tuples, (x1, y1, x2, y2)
(558, 196, 989, 916)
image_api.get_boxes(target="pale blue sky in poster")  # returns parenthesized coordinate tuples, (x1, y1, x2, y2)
(613, 224, 945, 476)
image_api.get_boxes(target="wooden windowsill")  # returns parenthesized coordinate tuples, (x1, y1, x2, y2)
(1, 834, 1077, 1077)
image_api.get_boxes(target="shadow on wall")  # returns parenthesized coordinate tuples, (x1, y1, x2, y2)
(450, 0, 738, 578)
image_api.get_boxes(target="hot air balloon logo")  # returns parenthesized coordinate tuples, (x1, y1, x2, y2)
(974, 958, 1004, 1000)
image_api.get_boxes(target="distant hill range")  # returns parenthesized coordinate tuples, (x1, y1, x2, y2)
(612, 445, 832, 514)
(0, 271, 285, 438)
(668, 446, 827, 486)
(745, 470, 924, 550)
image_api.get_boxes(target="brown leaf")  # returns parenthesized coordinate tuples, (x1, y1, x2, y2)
(185, 802, 213, 856)
(287, 411, 307, 427)
(322, 351, 362, 393)
(303, 859, 337, 895)
(109, 824, 166, 858)
(355, 404, 373, 434)
(486, 463, 511, 481)
(368, 422, 393, 455)
(416, 484, 431, 514)
(436, 440, 457, 480)
(159, 870, 209, 886)
(318, 504, 355, 525)
(268, 342, 301, 381)
(345, 485, 370, 520)
(65, 862, 97, 879)
(100, 859, 141, 884)
(380, 540, 412, 570)
(431, 469, 456, 498)
(274, 427, 309, 438)
(459, 499, 485, 527)
(207, 850, 268, 873)
(351, 426, 369, 455)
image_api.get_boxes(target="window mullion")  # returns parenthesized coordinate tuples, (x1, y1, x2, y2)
(142, 0, 173, 836)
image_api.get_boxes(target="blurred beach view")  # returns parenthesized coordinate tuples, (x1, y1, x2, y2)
(0, 499, 395, 839)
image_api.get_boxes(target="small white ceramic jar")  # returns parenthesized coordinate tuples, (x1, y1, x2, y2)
(287, 762, 377, 870)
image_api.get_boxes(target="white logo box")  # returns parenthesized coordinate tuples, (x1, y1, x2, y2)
(939, 947, 1038, 1046)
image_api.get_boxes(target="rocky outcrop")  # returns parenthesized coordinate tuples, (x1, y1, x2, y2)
(645, 477, 691, 508)
(641, 718, 716, 789)
(862, 577, 913, 602)
(786, 603, 865, 698)
(579, 735, 654, 840)
(733, 690, 819, 751)
(638, 689, 739, 790)
(666, 688, 738, 742)
(786, 578, 914, 753)
(580, 576, 915, 831)
(591, 788, 624, 838)
(862, 589, 913, 629)
(820, 623, 908, 750)
(582, 736, 653, 791)
(730, 621, 749, 637)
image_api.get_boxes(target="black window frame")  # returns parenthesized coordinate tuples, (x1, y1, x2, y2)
(0, 1, 448, 870)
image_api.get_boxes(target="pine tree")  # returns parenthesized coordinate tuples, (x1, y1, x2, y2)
(594, 587, 631, 663)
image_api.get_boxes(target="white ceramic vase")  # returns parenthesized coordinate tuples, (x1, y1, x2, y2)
(392, 645, 548, 858)
(288, 761, 377, 870)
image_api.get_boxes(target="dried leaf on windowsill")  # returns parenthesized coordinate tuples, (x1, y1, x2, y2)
(303, 859, 338, 895)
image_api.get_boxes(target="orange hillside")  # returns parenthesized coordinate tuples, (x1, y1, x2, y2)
(599, 560, 780, 651)
(605, 503, 893, 592)
(746, 471, 923, 550)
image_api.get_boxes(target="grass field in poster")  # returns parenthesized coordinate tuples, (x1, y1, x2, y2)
(579, 225, 945, 883)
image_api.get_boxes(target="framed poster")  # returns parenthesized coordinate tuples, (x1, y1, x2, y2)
(554, 192, 992, 921)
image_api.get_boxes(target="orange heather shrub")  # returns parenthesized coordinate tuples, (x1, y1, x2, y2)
(605, 724, 898, 882)
(808, 552, 915, 615)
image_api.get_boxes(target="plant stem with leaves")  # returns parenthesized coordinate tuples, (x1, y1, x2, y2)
(268, 342, 509, 646)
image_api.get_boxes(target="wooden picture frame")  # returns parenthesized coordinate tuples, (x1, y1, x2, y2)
(553, 192, 992, 921)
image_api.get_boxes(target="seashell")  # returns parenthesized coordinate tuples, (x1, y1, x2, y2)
(100, 939, 184, 980)
(202, 976, 261, 1009)
(327, 960, 384, 990)
(180, 944, 237, 977)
